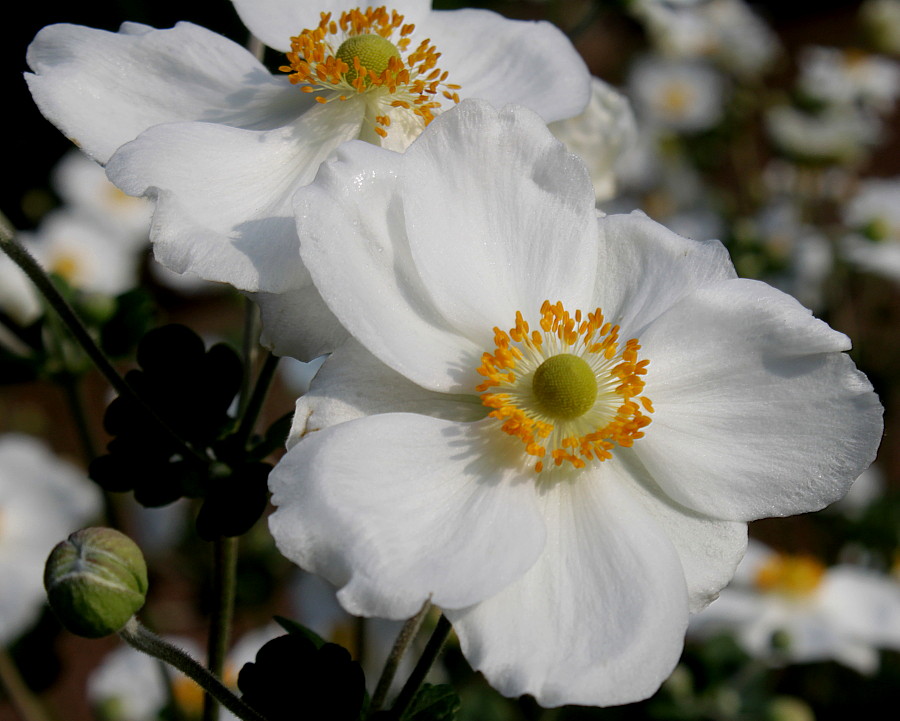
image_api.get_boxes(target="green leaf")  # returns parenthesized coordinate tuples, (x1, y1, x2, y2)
(402, 684, 460, 721)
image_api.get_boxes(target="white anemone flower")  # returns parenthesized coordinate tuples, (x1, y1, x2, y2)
(265, 101, 883, 707)
(689, 541, 900, 674)
(0, 434, 102, 646)
(841, 176, 900, 282)
(627, 55, 725, 132)
(27, 0, 589, 360)
(797, 45, 900, 113)
(548, 77, 637, 203)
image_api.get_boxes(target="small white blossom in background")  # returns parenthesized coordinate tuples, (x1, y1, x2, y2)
(0, 253, 42, 328)
(797, 45, 900, 113)
(765, 103, 882, 165)
(630, 0, 779, 78)
(0, 434, 102, 646)
(19, 209, 141, 297)
(51, 150, 151, 249)
(26, 0, 590, 361)
(265, 101, 882, 707)
(689, 541, 900, 674)
(627, 55, 726, 133)
(841, 176, 900, 282)
(548, 77, 638, 202)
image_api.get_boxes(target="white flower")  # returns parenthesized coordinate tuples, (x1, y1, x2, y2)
(0, 434, 102, 646)
(841, 176, 900, 282)
(765, 103, 881, 164)
(27, 0, 589, 360)
(0, 253, 42, 328)
(548, 77, 637, 202)
(20, 209, 141, 296)
(797, 45, 900, 113)
(265, 101, 882, 707)
(627, 55, 725, 132)
(51, 150, 151, 249)
(689, 541, 900, 674)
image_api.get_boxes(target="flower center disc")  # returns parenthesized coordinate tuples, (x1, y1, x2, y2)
(336, 34, 402, 84)
(532, 354, 598, 420)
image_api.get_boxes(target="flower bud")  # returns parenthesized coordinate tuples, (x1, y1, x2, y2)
(44, 527, 148, 638)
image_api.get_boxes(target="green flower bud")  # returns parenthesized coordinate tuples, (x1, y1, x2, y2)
(44, 527, 148, 638)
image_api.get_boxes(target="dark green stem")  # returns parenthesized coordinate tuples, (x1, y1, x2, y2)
(370, 600, 432, 713)
(203, 536, 239, 721)
(0, 647, 52, 721)
(119, 618, 265, 721)
(388, 614, 453, 720)
(234, 350, 280, 453)
(0, 213, 207, 466)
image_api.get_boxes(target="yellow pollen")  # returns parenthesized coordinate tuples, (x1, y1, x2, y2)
(660, 83, 692, 116)
(279, 6, 460, 137)
(755, 553, 825, 598)
(50, 252, 81, 283)
(477, 300, 653, 474)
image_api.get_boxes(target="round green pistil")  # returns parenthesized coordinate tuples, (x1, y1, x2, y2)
(532, 354, 598, 420)
(336, 34, 402, 85)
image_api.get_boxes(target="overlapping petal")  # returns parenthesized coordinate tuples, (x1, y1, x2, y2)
(268, 415, 545, 618)
(26, 22, 302, 164)
(448, 474, 689, 707)
(107, 99, 365, 293)
(634, 279, 883, 521)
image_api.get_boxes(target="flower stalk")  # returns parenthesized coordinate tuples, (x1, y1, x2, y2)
(387, 614, 453, 720)
(119, 618, 265, 721)
(370, 599, 433, 713)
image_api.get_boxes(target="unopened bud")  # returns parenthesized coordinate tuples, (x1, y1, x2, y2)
(44, 527, 148, 638)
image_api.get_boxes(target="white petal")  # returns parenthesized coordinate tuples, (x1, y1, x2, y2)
(231, 0, 432, 52)
(254, 275, 349, 362)
(287, 338, 485, 446)
(268, 415, 545, 618)
(295, 140, 480, 392)
(819, 566, 900, 650)
(26, 22, 304, 164)
(449, 475, 689, 707)
(402, 101, 598, 348)
(612, 453, 747, 613)
(635, 278, 883, 521)
(422, 9, 590, 122)
(107, 99, 365, 292)
(593, 212, 737, 337)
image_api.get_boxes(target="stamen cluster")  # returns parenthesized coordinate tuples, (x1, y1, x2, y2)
(476, 300, 653, 474)
(755, 553, 826, 598)
(279, 6, 461, 138)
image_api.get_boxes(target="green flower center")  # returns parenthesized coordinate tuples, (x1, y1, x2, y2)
(532, 354, 598, 420)
(336, 34, 402, 85)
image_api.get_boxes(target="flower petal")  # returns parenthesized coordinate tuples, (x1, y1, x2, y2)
(295, 139, 481, 392)
(230, 0, 433, 52)
(422, 9, 591, 122)
(107, 98, 365, 292)
(593, 212, 737, 337)
(268, 415, 545, 618)
(287, 338, 485, 446)
(402, 101, 599, 348)
(612, 452, 747, 613)
(26, 22, 303, 163)
(448, 472, 689, 707)
(635, 278, 883, 521)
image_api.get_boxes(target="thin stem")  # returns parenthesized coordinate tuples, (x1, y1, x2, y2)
(0, 214, 207, 466)
(203, 536, 239, 721)
(238, 297, 260, 420)
(119, 618, 265, 721)
(234, 351, 279, 453)
(0, 647, 52, 721)
(370, 600, 432, 713)
(387, 614, 453, 720)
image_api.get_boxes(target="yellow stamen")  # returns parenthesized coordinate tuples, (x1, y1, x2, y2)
(477, 300, 653, 473)
(279, 6, 460, 137)
(755, 553, 825, 598)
